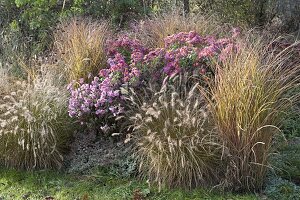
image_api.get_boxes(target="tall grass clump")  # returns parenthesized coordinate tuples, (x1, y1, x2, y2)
(0, 65, 73, 170)
(205, 37, 300, 192)
(54, 17, 111, 81)
(0, 28, 34, 78)
(127, 75, 222, 190)
(133, 10, 226, 48)
(0, 63, 21, 101)
(0, 64, 14, 97)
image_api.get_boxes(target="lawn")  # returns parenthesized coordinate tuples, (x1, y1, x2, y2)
(0, 168, 258, 200)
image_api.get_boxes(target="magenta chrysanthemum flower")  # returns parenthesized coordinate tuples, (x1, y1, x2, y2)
(68, 29, 240, 130)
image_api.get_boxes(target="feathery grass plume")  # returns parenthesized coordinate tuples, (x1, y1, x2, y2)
(54, 17, 112, 81)
(202, 36, 300, 192)
(132, 9, 228, 48)
(0, 65, 73, 170)
(127, 74, 223, 190)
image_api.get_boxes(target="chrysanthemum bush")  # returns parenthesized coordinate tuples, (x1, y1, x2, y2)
(67, 36, 145, 130)
(68, 30, 238, 131)
(144, 30, 239, 77)
(0, 66, 73, 169)
(125, 75, 223, 190)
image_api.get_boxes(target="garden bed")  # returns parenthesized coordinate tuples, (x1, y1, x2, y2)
(0, 3, 299, 200)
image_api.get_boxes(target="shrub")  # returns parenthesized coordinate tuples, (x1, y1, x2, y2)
(0, 0, 89, 54)
(0, 27, 33, 78)
(126, 75, 222, 190)
(195, 0, 300, 32)
(54, 17, 112, 81)
(132, 10, 228, 48)
(108, 0, 147, 26)
(67, 36, 144, 131)
(264, 176, 300, 200)
(68, 31, 237, 131)
(271, 141, 300, 185)
(194, 0, 268, 26)
(0, 1, 19, 30)
(204, 37, 300, 191)
(64, 0, 148, 26)
(282, 106, 300, 138)
(0, 65, 73, 169)
(141, 31, 239, 79)
(68, 76, 125, 133)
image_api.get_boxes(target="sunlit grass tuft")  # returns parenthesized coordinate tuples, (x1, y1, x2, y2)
(203, 36, 300, 191)
(127, 75, 223, 190)
(133, 10, 227, 48)
(0, 65, 73, 170)
(54, 17, 112, 81)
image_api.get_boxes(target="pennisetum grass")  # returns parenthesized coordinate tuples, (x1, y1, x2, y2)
(0, 65, 73, 170)
(126, 74, 223, 190)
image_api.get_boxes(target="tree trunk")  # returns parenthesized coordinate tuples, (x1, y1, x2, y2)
(183, 0, 190, 16)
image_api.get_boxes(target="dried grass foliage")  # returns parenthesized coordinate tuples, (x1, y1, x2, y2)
(127, 75, 223, 190)
(133, 10, 228, 48)
(0, 65, 73, 169)
(204, 37, 300, 191)
(54, 17, 112, 81)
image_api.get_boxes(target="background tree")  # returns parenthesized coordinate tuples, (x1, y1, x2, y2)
(183, 0, 190, 15)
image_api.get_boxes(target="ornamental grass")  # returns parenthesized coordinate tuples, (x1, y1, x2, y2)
(127, 75, 223, 190)
(0, 65, 73, 169)
(203, 36, 300, 191)
(54, 17, 112, 81)
(133, 10, 228, 48)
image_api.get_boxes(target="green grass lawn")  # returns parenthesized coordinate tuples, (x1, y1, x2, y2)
(0, 168, 258, 200)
